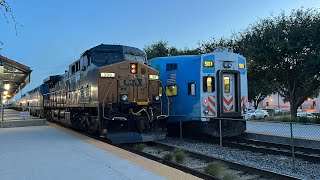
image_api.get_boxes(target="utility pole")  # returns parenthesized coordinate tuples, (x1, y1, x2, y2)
(1, 92, 3, 122)
(278, 93, 280, 109)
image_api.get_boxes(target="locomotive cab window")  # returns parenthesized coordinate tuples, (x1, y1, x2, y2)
(165, 85, 178, 96)
(188, 82, 196, 95)
(71, 65, 75, 74)
(203, 76, 215, 93)
(224, 76, 230, 94)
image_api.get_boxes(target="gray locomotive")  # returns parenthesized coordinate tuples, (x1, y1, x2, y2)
(15, 44, 168, 143)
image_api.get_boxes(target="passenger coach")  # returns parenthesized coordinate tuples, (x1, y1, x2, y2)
(149, 48, 248, 137)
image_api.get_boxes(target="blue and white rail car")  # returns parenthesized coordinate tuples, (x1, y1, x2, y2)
(149, 48, 248, 136)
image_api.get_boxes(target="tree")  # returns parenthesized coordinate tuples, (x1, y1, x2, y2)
(247, 62, 276, 109)
(0, 0, 19, 47)
(144, 41, 170, 60)
(199, 37, 237, 53)
(238, 8, 320, 119)
(144, 41, 201, 60)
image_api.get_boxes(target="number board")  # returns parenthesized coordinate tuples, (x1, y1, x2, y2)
(239, 63, 245, 69)
(203, 61, 214, 67)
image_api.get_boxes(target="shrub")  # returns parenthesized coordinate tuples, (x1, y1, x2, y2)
(172, 148, 187, 164)
(298, 117, 310, 123)
(163, 153, 173, 161)
(314, 117, 320, 124)
(175, 152, 186, 164)
(133, 144, 146, 151)
(157, 149, 163, 154)
(205, 162, 225, 178)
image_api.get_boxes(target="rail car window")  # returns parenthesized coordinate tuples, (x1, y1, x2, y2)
(224, 76, 230, 93)
(203, 76, 215, 93)
(166, 63, 177, 71)
(165, 85, 178, 96)
(188, 82, 196, 95)
(76, 61, 80, 72)
(87, 56, 91, 66)
(71, 65, 75, 74)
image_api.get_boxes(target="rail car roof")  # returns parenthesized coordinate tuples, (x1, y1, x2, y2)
(149, 54, 201, 63)
(43, 75, 61, 84)
(82, 44, 146, 57)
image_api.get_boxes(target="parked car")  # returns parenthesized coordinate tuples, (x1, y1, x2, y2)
(263, 108, 282, 116)
(297, 112, 317, 119)
(248, 109, 269, 119)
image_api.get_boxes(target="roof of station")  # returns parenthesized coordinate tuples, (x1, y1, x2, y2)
(0, 55, 32, 99)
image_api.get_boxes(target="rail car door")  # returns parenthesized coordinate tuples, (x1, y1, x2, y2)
(217, 70, 241, 117)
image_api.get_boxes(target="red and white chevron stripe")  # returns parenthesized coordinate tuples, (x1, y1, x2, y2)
(223, 95, 234, 112)
(204, 95, 216, 116)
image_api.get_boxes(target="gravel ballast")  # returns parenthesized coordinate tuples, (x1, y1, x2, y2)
(158, 137, 320, 179)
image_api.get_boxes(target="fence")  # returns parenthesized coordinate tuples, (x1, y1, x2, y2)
(170, 115, 320, 171)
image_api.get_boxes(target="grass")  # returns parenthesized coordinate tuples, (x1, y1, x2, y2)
(133, 143, 146, 152)
(163, 153, 173, 161)
(205, 162, 225, 178)
(222, 173, 236, 180)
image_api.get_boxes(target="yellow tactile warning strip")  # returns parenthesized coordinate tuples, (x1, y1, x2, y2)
(49, 123, 202, 180)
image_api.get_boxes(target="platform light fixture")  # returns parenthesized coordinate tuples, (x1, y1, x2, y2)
(4, 84, 10, 90)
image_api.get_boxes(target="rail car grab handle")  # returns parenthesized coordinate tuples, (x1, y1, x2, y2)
(112, 117, 127, 121)
(157, 115, 168, 120)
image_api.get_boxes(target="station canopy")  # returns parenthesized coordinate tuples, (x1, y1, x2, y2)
(0, 55, 32, 101)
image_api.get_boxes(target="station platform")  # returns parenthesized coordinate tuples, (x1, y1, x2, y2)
(0, 109, 46, 128)
(0, 124, 200, 180)
(246, 121, 320, 141)
(245, 121, 320, 149)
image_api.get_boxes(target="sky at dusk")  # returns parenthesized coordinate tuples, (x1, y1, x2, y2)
(1, 0, 320, 98)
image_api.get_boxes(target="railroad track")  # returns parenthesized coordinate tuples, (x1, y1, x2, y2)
(177, 134, 320, 164)
(131, 141, 299, 180)
(223, 138, 320, 164)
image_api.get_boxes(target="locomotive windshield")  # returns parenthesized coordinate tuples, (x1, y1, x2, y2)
(92, 50, 122, 67)
(90, 46, 147, 67)
(124, 52, 146, 63)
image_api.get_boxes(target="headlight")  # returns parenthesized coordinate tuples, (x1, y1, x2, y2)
(121, 95, 128, 101)
(203, 108, 209, 114)
(149, 75, 159, 80)
(223, 62, 232, 68)
(100, 72, 115, 78)
(154, 95, 160, 101)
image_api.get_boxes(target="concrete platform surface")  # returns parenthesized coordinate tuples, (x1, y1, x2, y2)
(0, 126, 165, 180)
(0, 109, 46, 128)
